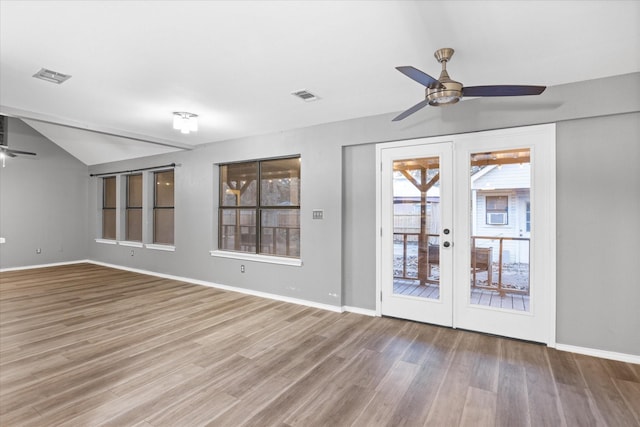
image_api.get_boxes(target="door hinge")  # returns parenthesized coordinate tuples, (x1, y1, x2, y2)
(380, 291, 383, 301)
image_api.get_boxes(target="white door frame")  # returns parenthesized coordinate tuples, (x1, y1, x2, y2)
(375, 124, 556, 346)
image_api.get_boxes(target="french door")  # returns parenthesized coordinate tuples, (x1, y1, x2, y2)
(377, 124, 555, 344)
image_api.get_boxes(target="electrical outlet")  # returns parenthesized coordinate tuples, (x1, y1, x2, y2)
(36, 248, 42, 254)
(240, 265, 245, 273)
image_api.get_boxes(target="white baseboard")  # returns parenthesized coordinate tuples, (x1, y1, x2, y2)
(0, 259, 90, 272)
(86, 260, 344, 314)
(555, 343, 640, 364)
(342, 306, 377, 317)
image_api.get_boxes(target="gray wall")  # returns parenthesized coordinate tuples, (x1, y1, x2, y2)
(3, 73, 638, 356)
(342, 144, 377, 309)
(0, 118, 89, 268)
(556, 113, 640, 355)
(87, 130, 345, 307)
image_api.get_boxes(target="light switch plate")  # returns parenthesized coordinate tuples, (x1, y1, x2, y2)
(312, 209, 324, 220)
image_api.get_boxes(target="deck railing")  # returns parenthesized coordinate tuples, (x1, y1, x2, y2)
(393, 231, 530, 296)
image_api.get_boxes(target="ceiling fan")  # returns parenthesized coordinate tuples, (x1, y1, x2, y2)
(0, 145, 37, 159)
(393, 48, 546, 121)
(0, 145, 36, 167)
(0, 115, 37, 165)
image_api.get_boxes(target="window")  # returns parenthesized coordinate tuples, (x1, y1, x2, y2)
(486, 195, 508, 225)
(126, 174, 143, 241)
(102, 176, 117, 239)
(219, 156, 300, 258)
(154, 170, 174, 245)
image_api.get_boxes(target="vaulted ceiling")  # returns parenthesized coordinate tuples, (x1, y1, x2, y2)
(1, 1, 638, 165)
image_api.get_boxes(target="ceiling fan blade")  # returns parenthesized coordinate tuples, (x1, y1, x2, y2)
(392, 99, 430, 121)
(396, 66, 441, 88)
(0, 147, 37, 156)
(462, 85, 546, 97)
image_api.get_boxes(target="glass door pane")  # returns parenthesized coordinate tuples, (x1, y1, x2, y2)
(392, 156, 441, 300)
(469, 148, 531, 312)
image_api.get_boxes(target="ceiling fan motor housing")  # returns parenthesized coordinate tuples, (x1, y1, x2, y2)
(426, 80, 462, 106)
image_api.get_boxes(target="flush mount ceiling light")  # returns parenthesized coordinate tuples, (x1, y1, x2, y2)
(32, 68, 72, 84)
(172, 112, 198, 134)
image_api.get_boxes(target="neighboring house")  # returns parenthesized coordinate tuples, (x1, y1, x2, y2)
(471, 164, 531, 264)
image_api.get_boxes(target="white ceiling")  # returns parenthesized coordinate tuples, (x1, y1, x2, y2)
(1, 1, 639, 165)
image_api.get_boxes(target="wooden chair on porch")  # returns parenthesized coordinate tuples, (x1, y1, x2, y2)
(421, 244, 492, 286)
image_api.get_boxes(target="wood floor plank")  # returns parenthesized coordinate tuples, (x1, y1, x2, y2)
(351, 360, 420, 426)
(204, 374, 293, 426)
(468, 332, 501, 393)
(424, 331, 481, 426)
(555, 382, 606, 427)
(576, 354, 640, 427)
(495, 361, 531, 427)
(386, 327, 462, 427)
(503, 338, 564, 426)
(547, 347, 588, 387)
(1, 263, 638, 426)
(613, 378, 640, 425)
(242, 354, 349, 426)
(459, 386, 497, 427)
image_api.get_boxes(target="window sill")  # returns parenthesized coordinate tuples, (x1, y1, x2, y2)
(119, 241, 144, 248)
(209, 250, 302, 267)
(95, 238, 117, 245)
(146, 243, 175, 252)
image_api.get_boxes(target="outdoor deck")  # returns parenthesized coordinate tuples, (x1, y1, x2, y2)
(393, 279, 530, 311)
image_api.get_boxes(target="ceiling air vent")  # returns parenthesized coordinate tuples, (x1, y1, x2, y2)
(33, 68, 72, 84)
(291, 89, 319, 102)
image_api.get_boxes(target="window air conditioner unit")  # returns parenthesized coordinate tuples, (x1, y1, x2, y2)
(487, 212, 508, 225)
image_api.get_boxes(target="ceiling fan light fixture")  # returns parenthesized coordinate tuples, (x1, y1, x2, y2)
(172, 112, 198, 134)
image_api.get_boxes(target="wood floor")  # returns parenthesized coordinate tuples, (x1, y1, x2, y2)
(1, 264, 639, 426)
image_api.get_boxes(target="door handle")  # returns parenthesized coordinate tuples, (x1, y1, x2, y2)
(443, 241, 451, 248)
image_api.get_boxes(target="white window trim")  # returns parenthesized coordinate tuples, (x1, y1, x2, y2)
(146, 243, 176, 252)
(209, 250, 302, 267)
(119, 241, 144, 248)
(95, 238, 117, 245)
